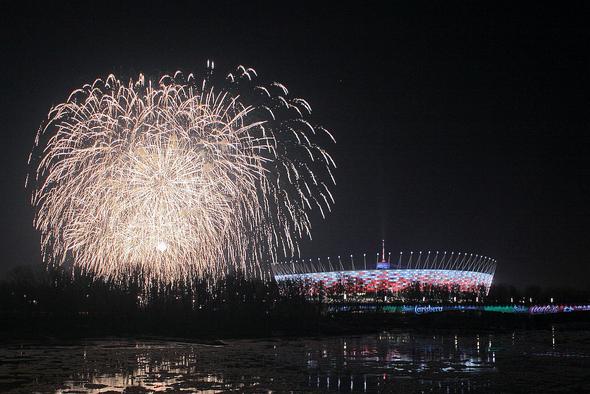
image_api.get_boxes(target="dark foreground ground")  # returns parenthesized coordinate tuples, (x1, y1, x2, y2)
(2, 309, 590, 341)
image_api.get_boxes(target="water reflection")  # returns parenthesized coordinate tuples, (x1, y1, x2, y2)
(1, 328, 589, 393)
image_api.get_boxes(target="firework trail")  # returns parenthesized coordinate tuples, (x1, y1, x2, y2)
(28, 65, 336, 284)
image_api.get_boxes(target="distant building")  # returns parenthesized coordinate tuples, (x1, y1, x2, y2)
(272, 241, 496, 295)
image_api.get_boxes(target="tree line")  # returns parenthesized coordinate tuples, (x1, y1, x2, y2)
(1, 264, 588, 339)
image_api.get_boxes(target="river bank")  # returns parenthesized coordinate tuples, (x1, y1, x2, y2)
(3, 308, 590, 342)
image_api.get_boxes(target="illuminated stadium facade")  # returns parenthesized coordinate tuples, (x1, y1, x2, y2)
(272, 241, 496, 295)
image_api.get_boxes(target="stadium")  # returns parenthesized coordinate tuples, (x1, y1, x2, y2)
(272, 241, 496, 295)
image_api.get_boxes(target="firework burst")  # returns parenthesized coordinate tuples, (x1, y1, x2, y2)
(28, 65, 336, 284)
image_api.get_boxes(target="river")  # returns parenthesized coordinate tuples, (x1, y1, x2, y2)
(1, 327, 589, 392)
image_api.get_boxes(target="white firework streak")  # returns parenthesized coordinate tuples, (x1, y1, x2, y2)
(28, 68, 336, 284)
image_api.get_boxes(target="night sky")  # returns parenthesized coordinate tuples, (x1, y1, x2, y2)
(1, 2, 588, 288)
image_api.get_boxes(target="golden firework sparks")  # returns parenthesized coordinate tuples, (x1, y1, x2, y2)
(28, 66, 336, 284)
